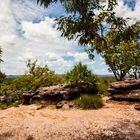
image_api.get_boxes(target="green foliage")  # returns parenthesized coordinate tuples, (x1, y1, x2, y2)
(90, 21, 140, 81)
(12, 75, 40, 91)
(37, 0, 120, 48)
(37, 1, 140, 81)
(0, 102, 8, 109)
(75, 94, 103, 109)
(0, 75, 38, 93)
(0, 90, 23, 109)
(26, 59, 59, 87)
(64, 62, 97, 85)
(0, 71, 6, 83)
(0, 48, 5, 83)
(97, 78, 109, 95)
(0, 48, 3, 63)
(0, 60, 59, 95)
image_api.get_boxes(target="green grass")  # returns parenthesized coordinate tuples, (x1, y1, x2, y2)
(75, 94, 103, 109)
(97, 76, 116, 95)
(0, 102, 9, 109)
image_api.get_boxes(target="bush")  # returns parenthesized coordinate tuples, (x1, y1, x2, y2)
(64, 62, 97, 85)
(0, 90, 23, 109)
(26, 59, 59, 87)
(75, 94, 103, 109)
(97, 78, 110, 95)
(64, 62, 99, 94)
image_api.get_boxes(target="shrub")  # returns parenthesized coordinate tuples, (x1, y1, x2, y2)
(0, 102, 8, 109)
(64, 62, 97, 85)
(97, 79, 110, 95)
(26, 59, 59, 87)
(75, 94, 103, 109)
(64, 62, 99, 93)
(0, 90, 23, 109)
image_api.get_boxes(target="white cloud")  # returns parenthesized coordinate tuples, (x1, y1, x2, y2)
(0, 0, 16, 45)
(0, 0, 112, 75)
(21, 17, 57, 42)
(115, 0, 140, 25)
(67, 52, 89, 62)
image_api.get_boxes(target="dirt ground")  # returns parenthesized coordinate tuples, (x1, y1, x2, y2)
(0, 99, 140, 140)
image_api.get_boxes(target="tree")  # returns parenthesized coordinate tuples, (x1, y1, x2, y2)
(37, 0, 123, 47)
(127, 41, 140, 79)
(102, 42, 135, 81)
(85, 19, 140, 81)
(0, 71, 6, 83)
(37, 0, 139, 48)
(37, 0, 140, 80)
(26, 59, 59, 86)
(0, 48, 3, 63)
(0, 48, 5, 83)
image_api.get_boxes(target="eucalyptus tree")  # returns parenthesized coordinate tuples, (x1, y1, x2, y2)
(0, 48, 6, 83)
(127, 41, 140, 79)
(37, 0, 121, 47)
(91, 21, 140, 81)
(37, 0, 140, 80)
(0, 48, 2, 63)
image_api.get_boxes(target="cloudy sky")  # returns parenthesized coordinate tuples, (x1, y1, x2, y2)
(0, 0, 139, 75)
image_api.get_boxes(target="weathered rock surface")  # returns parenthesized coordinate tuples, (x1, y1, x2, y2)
(134, 104, 140, 110)
(108, 79, 140, 102)
(56, 101, 74, 109)
(23, 83, 98, 105)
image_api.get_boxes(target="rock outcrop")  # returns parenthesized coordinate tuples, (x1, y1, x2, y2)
(108, 79, 140, 102)
(23, 83, 98, 105)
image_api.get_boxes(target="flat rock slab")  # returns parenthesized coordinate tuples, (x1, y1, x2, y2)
(108, 79, 140, 102)
(110, 79, 140, 90)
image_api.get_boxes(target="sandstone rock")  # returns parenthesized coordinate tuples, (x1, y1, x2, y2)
(56, 102, 63, 109)
(0, 96, 5, 102)
(68, 101, 74, 107)
(22, 82, 98, 105)
(56, 101, 73, 109)
(134, 104, 140, 110)
(22, 92, 35, 105)
(110, 79, 140, 90)
(62, 103, 69, 109)
(32, 95, 42, 101)
(108, 79, 140, 102)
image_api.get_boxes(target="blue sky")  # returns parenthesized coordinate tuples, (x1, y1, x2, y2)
(0, 0, 139, 75)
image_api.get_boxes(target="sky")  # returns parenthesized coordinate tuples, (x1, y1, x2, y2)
(0, 0, 139, 75)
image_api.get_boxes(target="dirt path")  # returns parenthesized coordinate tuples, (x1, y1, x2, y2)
(0, 100, 140, 140)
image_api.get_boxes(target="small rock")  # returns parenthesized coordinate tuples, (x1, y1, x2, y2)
(69, 101, 74, 107)
(134, 104, 140, 110)
(0, 96, 5, 102)
(62, 103, 69, 109)
(56, 102, 63, 109)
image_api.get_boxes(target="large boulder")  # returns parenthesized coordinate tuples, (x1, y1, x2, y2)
(108, 79, 140, 102)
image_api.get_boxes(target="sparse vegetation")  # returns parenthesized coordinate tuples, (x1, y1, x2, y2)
(75, 94, 103, 109)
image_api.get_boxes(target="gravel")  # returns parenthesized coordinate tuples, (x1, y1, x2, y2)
(0, 99, 140, 140)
